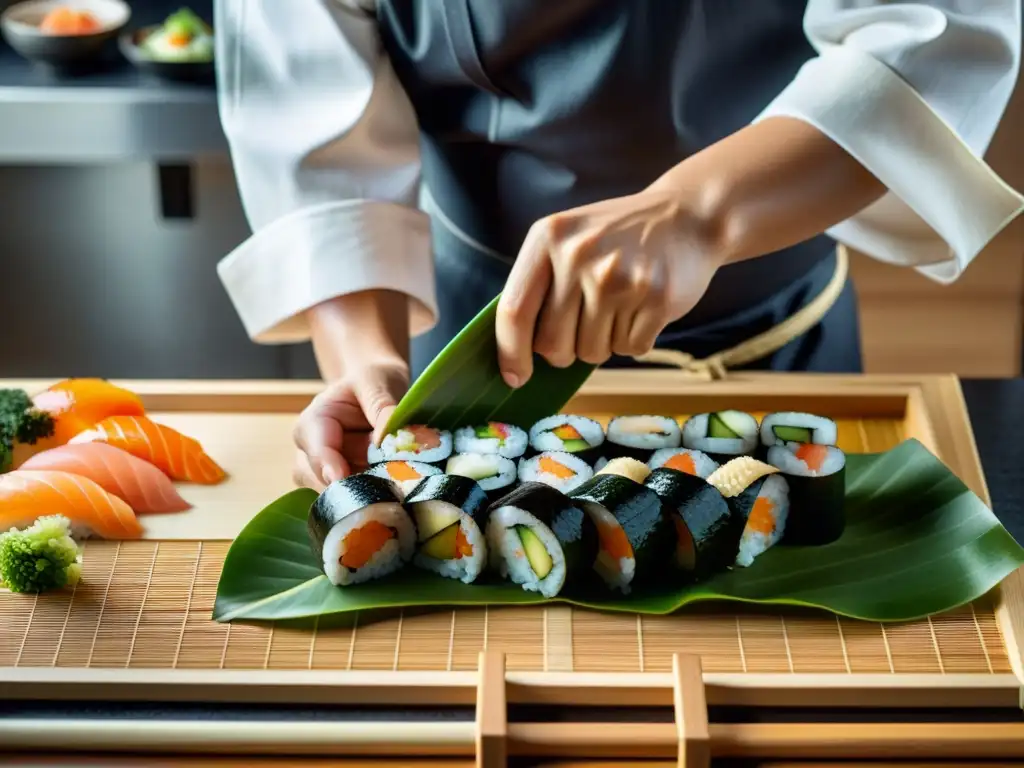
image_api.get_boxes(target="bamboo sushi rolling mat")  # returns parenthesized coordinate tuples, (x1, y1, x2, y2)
(0, 409, 1011, 677)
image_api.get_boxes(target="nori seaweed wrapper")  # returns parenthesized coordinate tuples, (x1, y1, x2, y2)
(644, 467, 743, 581)
(569, 473, 672, 588)
(778, 466, 846, 546)
(487, 481, 598, 582)
(403, 474, 490, 522)
(308, 474, 404, 564)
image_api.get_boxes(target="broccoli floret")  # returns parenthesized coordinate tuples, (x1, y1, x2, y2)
(0, 515, 82, 594)
(0, 416, 14, 473)
(0, 388, 54, 452)
(0, 389, 32, 421)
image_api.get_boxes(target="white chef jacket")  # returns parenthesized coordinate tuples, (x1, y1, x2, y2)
(212, 0, 1024, 345)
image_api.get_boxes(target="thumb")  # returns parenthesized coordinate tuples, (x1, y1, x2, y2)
(352, 364, 409, 446)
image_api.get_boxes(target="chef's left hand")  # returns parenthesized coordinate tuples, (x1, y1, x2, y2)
(496, 189, 724, 387)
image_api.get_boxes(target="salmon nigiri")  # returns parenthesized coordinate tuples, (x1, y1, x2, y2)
(69, 415, 226, 485)
(19, 443, 191, 514)
(0, 470, 143, 539)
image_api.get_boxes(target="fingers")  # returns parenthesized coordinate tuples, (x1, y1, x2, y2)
(497, 224, 553, 388)
(292, 448, 326, 492)
(293, 407, 350, 489)
(354, 363, 409, 446)
(533, 276, 583, 369)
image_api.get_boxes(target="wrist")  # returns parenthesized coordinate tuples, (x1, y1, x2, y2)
(308, 290, 410, 381)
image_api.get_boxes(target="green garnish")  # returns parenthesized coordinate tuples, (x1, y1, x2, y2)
(0, 389, 54, 472)
(164, 7, 211, 38)
(0, 515, 82, 594)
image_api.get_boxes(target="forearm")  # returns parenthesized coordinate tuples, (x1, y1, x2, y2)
(649, 116, 887, 265)
(308, 290, 411, 382)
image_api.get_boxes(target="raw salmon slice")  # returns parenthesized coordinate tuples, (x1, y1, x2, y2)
(69, 415, 227, 485)
(19, 443, 191, 514)
(0, 470, 143, 539)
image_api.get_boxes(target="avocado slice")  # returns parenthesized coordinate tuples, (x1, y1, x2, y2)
(707, 411, 741, 439)
(421, 523, 459, 560)
(772, 425, 813, 444)
(413, 501, 461, 542)
(561, 438, 590, 453)
(516, 525, 553, 579)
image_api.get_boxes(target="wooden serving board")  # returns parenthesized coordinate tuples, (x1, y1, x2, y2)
(1, 372, 1023, 763)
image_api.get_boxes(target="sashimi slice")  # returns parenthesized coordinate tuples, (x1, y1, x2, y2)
(19, 444, 191, 514)
(70, 415, 227, 485)
(0, 470, 143, 539)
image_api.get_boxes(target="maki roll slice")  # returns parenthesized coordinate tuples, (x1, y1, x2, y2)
(308, 474, 416, 586)
(604, 415, 681, 462)
(681, 411, 759, 464)
(644, 467, 742, 582)
(568, 458, 671, 594)
(528, 415, 605, 464)
(707, 457, 790, 568)
(446, 453, 519, 502)
(453, 422, 528, 459)
(648, 447, 719, 479)
(486, 482, 597, 598)
(518, 451, 593, 494)
(367, 425, 452, 466)
(768, 443, 846, 546)
(365, 460, 442, 500)
(760, 412, 837, 449)
(404, 474, 489, 584)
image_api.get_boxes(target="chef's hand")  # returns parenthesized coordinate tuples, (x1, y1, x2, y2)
(292, 359, 409, 491)
(495, 189, 724, 387)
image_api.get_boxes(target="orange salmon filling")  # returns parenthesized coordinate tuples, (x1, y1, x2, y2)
(673, 516, 696, 570)
(341, 521, 395, 570)
(407, 425, 441, 449)
(386, 462, 422, 482)
(552, 424, 583, 441)
(597, 521, 634, 563)
(664, 453, 697, 475)
(539, 456, 575, 479)
(746, 496, 777, 536)
(795, 443, 828, 472)
(455, 526, 474, 559)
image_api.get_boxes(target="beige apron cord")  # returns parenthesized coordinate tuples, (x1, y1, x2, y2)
(632, 245, 850, 379)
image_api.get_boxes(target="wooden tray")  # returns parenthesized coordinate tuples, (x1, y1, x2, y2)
(2, 372, 1023, 765)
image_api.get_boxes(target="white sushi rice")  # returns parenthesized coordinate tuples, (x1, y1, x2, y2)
(413, 515, 487, 584)
(682, 412, 759, 456)
(529, 415, 605, 453)
(486, 506, 567, 598)
(759, 412, 838, 448)
(735, 475, 790, 568)
(580, 502, 636, 595)
(606, 415, 681, 450)
(518, 451, 594, 493)
(320, 503, 416, 586)
(648, 447, 720, 479)
(367, 428, 453, 464)
(365, 461, 441, 499)
(453, 424, 528, 458)
(446, 453, 518, 492)
(767, 445, 846, 477)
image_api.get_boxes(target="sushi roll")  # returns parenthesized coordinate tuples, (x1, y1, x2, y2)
(768, 443, 846, 546)
(648, 447, 719, 479)
(528, 415, 605, 465)
(308, 474, 416, 587)
(365, 460, 442, 500)
(367, 425, 452, 466)
(446, 452, 519, 502)
(486, 482, 598, 598)
(681, 411, 759, 464)
(453, 422, 528, 459)
(518, 451, 593, 494)
(403, 474, 489, 584)
(644, 468, 742, 582)
(707, 457, 789, 568)
(568, 459, 671, 594)
(759, 412, 838, 449)
(604, 415, 681, 462)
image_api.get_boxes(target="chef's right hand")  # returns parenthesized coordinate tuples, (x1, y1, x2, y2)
(292, 359, 409, 492)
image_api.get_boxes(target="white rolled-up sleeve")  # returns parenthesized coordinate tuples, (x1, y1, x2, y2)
(213, 0, 436, 343)
(756, 0, 1024, 283)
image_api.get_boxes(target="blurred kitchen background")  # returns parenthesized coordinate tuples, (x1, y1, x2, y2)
(0, 0, 1022, 381)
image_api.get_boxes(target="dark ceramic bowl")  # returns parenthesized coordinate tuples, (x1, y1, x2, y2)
(0, 0, 130, 72)
(119, 25, 214, 85)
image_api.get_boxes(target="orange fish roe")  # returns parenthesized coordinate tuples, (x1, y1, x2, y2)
(664, 453, 697, 475)
(794, 443, 828, 472)
(341, 521, 394, 570)
(386, 461, 422, 482)
(539, 455, 575, 479)
(455, 526, 473, 559)
(746, 496, 777, 536)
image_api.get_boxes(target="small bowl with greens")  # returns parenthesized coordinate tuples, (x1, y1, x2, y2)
(119, 7, 213, 83)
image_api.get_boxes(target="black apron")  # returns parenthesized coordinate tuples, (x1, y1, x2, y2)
(373, 0, 864, 378)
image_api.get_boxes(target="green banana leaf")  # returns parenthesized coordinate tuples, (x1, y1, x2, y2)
(383, 294, 594, 434)
(213, 439, 1024, 625)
